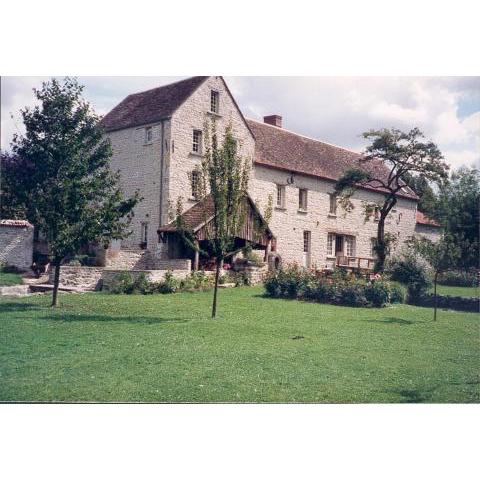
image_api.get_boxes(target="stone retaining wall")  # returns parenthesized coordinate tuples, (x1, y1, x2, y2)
(50, 266, 104, 291)
(233, 262, 268, 285)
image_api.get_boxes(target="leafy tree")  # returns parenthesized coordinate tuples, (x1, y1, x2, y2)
(176, 121, 251, 318)
(410, 235, 461, 321)
(335, 128, 448, 272)
(401, 171, 438, 218)
(11, 77, 140, 307)
(433, 167, 479, 270)
(0, 151, 35, 219)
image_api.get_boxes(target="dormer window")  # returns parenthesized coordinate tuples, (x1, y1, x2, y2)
(210, 90, 219, 114)
(145, 126, 153, 144)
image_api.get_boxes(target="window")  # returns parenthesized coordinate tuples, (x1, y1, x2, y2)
(303, 231, 311, 253)
(327, 233, 335, 256)
(141, 222, 148, 246)
(329, 193, 337, 215)
(210, 90, 219, 114)
(276, 185, 286, 208)
(345, 236, 355, 257)
(192, 130, 202, 154)
(370, 238, 377, 258)
(145, 127, 153, 144)
(191, 170, 201, 199)
(299, 189, 308, 211)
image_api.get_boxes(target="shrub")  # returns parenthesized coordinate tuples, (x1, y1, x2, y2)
(0, 263, 22, 274)
(365, 281, 391, 307)
(387, 255, 431, 300)
(340, 282, 369, 307)
(244, 250, 264, 267)
(437, 270, 479, 288)
(108, 272, 136, 294)
(389, 283, 407, 304)
(180, 271, 213, 291)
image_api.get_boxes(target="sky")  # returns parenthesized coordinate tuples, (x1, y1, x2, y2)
(1, 76, 479, 170)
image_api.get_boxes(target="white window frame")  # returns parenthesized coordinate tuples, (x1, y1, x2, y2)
(191, 170, 201, 199)
(327, 233, 335, 256)
(145, 126, 153, 144)
(192, 129, 202, 154)
(345, 236, 356, 257)
(299, 188, 308, 211)
(141, 222, 148, 245)
(210, 90, 219, 114)
(329, 193, 337, 215)
(276, 184, 286, 208)
(303, 231, 311, 253)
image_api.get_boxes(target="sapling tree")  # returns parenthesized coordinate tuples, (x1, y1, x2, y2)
(11, 77, 140, 307)
(335, 128, 448, 272)
(176, 121, 251, 318)
(410, 235, 461, 321)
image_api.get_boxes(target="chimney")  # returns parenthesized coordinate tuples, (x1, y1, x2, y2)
(263, 114, 282, 128)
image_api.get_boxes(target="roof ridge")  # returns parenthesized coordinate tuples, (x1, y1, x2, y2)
(246, 117, 363, 157)
(126, 76, 208, 98)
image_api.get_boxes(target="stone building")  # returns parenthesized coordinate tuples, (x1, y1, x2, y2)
(0, 220, 34, 271)
(102, 76, 439, 270)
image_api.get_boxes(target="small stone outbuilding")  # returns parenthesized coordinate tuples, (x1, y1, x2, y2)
(0, 220, 34, 271)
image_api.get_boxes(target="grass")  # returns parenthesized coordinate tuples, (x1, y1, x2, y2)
(0, 271, 24, 286)
(432, 284, 479, 298)
(0, 287, 478, 403)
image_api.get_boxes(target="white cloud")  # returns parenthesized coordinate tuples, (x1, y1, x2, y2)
(2, 76, 479, 170)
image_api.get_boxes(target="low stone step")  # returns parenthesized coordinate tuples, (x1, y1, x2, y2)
(29, 284, 84, 293)
(0, 284, 31, 296)
(218, 283, 236, 289)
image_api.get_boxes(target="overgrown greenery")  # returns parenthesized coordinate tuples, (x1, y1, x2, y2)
(1, 287, 478, 403)
(107, 270, 214, 295)
(410, 235, 461, 321)
(335, 128, 448, 272)
(0, 263, 24, 286)
(8, 77, 140, 307)
(386, 253, 432, 301)
(264, 265, 403, 308)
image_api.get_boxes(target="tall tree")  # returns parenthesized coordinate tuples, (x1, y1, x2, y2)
(176, 122, 250, 318)
(11, 77, 140, 307)
(410, 235, 461, 321)
(433, 167, 479, 270)
(335, 128, 448, 272)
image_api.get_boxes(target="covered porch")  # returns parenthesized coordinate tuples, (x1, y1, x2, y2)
(158, 195, 275, 271)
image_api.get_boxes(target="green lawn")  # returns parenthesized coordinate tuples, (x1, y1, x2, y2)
(0, 287, 478, 403)
(0, 271, 23, 286)
(433, 284, 479, 298)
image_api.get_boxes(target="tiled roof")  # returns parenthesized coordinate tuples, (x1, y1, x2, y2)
(416, 211, 441, 227)
(0, 219, 33, 228)
(247, 119, 418, 200)
(159, 195, 215, 233)
(101, 77, 209, 132)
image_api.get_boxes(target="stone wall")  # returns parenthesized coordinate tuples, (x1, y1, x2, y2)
(49, 266, 104, 291)
(169, 76, 255, 220)
(106, 118, 172, 249)
(249, 164, 418, 268)
(233, 261, 268, 285)
(414, 224, 442, 243)
(0, 221, 34, 271)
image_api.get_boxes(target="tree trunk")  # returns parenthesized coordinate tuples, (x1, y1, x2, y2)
(375, 215, 387, 273)
(433, 271, 438, 322)
(211, 259, 221, 318)
(51, 260, 61, 308)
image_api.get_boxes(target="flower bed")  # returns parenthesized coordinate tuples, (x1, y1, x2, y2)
(264, 265, 405, 308)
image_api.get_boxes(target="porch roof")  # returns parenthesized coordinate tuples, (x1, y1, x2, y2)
(158, 194, 274, 247)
